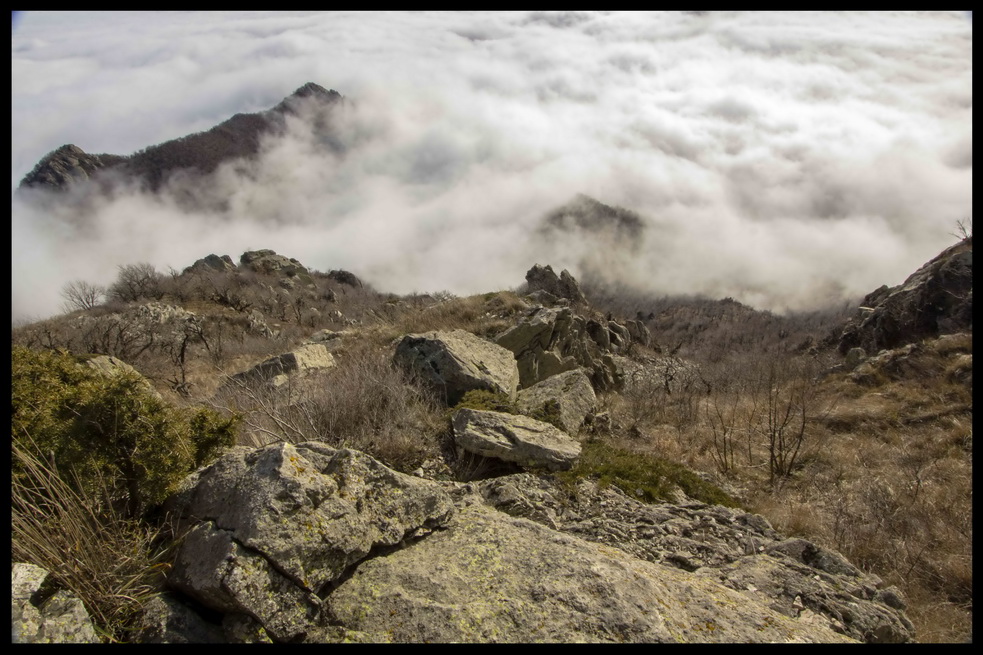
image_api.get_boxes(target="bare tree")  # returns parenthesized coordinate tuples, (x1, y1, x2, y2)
(61, 279, 105, 312)
(107, 263, 164, 303)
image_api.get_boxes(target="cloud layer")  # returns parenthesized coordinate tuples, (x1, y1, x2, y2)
(11, 11, 973, 322)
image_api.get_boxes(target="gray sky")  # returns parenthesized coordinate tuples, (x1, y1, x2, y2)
(11, 11, 973, 322)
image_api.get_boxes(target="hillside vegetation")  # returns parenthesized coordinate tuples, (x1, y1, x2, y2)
(11, 240, 972, 642)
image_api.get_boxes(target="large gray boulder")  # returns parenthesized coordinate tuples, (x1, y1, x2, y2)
(515, 368, 597, 434)
(327, 502, 855, 643)
(12, 563, 100, 643)
(229, 342, 336, 388)
(165, 442, 455, 642)
(451, 408, 581, 471)
(394, 330, 520, 406)
(477, 473, 915, 643)
(239, 249, 310, 278)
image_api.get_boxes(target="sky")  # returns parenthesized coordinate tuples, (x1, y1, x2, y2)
(11, 11, 973, 322)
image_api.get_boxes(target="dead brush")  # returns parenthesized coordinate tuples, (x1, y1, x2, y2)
(11, 439, 174, 643)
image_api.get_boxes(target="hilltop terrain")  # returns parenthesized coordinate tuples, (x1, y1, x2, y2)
(11, 230, 971, 642)
(11, 83, 972, 644)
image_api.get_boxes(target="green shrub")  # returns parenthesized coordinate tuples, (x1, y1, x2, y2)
(452, 388, 517, 414)
(558, 440, 740, 508)
(12, 347, 238, 517)
(527, 399, 565, 430)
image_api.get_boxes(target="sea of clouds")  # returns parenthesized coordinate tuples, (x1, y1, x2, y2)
(11, 11, 973, 322)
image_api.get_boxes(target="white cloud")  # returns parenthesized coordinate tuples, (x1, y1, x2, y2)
(11, 10, 973, 321)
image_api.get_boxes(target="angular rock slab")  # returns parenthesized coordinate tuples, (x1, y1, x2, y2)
(516, 368, 597, 433)
(328, 503, 855, 643)
(452, 408, 581, 471)
(11, 562, 99, 643)
(394, 329, 520, 406)
(166, 442, 455, 641)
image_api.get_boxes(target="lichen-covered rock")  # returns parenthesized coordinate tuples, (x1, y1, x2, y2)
(476, 473, 914, 643)
(516, 368, 597, 433)
(230, 342, 336, 388)
(239, 250, 311, 281)
(165, 442, 455, 641)
(11, 563, 99, 644)
(327, 502, 855, 643)
(452, 408, 581, 471)
(394, 329, 520, 406)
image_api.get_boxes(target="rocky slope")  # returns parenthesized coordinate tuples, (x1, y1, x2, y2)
(12, 236, 971, 642)
(18, 83, 343, 194)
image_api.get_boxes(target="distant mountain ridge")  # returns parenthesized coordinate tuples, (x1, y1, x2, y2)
(19, 83, 344, 193)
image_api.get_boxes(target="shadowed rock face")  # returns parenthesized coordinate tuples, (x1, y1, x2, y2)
(838, 237, 972, 355)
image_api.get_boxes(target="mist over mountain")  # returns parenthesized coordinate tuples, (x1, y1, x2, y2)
(11, 11, 972, 323)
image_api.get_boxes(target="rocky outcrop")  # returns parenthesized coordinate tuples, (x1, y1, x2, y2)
(838, 237, 972, 355)
(516, 368, 597, 433)
(494, 306, 622, 391)
(184, 254, 237, 275)
(525, 264, 589, 306)
(152, 444, 914, 643)
(393, 330, 520, 405)
(19, 84, 343, 195)
(477, 473, 914, 643)
(228, 342, 335, 388)
(12, 562, 100, 643)
(239, 250, 311, 280)
(164, 442, 455, 642)
(327, 501, 853, 643)
(18, 144, 123, 191)
(451, 408, 582, 471)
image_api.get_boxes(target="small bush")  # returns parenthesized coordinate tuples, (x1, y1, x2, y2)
(559, 440, 740, 508)
(12, 346, 238, 518)
(452, 389, 516, 414)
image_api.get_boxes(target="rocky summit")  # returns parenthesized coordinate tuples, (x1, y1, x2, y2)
(18, 83, 343, 194)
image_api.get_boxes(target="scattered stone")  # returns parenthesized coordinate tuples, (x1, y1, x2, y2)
(11, 563, 99, 644)
(516, 368, 598, 433)
(451, 408, 582, 471)
(525, 264, 589, 306)
(394, 330, 520, 405)
(229, 343, 335, 388)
